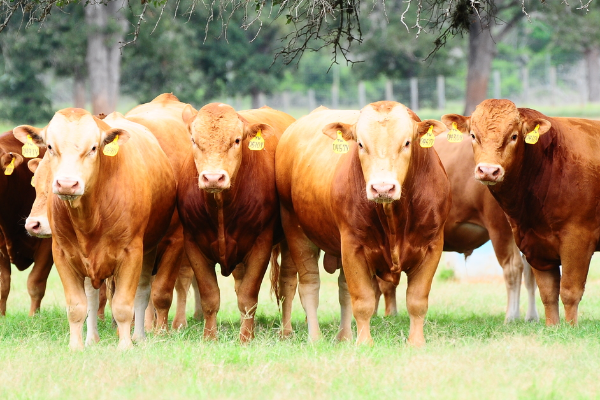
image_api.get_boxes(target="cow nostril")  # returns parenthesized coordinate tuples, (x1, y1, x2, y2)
(218, 174, 225, 182)
(492, 169, 499, 176)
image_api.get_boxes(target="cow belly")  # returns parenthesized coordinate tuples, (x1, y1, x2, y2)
(443, 222, 490, 253)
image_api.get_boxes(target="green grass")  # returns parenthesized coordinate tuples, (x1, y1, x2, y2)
(2, 262, 600, 400)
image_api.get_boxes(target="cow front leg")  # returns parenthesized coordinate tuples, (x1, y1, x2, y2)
(54, 253, 86, 350)
(379, 278, 398, 317)
(531, 266, 560, 326)
(186, 237, 220, 340)
(337, 267, 353, 342)
(191, 277, 203, 321)
(152, 232, 185, 331)
(559, 240, 594, 325)
(278, 240, 298, 338)
(173, 259, 195, 329)
(405, 237, 443, 347)
(27, 238, 53, 316)
(522, 255, 539, 322)
(0, 249, 10, 316)
(132, 249, 155, 342)
(84, 277, 100, 346)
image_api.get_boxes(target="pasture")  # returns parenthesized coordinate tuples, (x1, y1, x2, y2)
(2, 257, 600, 399)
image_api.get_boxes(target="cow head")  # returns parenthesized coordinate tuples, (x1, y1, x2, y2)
(13, 109, 131, 203)
(323, 101, 446, 203)
(442, 99, 551, 185)
(182, 103, 274, 193)
(25, 157, 52, 238)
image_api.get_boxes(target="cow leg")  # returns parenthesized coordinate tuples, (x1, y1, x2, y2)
(404, 237, 443, 347)
(340, 236, 376, 345)
(173, 260, 195, 330)
(98, 281, 107, 321)
(84, 277, 100, 346)
(559, 241, 594, 325)
(27, 239, 53, 316)
(337, 268, 353, 342)
(191, 278, 203, 321)
(144, 275, 156, 332)
(379, 278, 398, 317)
(132, 250, 155, 343)
(278, 240, 298, 338)
(488, 229, 523, 322)
(531, 266, 561, 326)
(372, 276, 381, 317)
(237, 233, 271, 343)
(152, 251, 184, 332)
(281, 207, 321, 342)
(0, 250, 11, 316)
(185, 238, 220, 340)
(522, 255, 539, 322)
(55, 254, 87, 351)
(232, 263, 247, 295)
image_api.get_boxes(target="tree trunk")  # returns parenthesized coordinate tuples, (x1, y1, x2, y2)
(73, 67, 86, 109)
(85, 4, 110, 115)
(585, 45, 600, 102)
(251, 89, 262, 109)
(463, 17, 497, 115)
(106, 1, 126, 111)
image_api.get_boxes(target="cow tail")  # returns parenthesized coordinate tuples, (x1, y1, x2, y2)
(270, 244, 281, 307)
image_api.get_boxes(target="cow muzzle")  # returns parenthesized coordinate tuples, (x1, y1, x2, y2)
(474, 163, 505, 185)
(53, 177, 84, 199)
(366, 180, 400, 203)
(199, 170, 230, 193)
(25, 216, 52, 238)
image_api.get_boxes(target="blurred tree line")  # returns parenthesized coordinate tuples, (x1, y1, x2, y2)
(0, 1, 598, 124)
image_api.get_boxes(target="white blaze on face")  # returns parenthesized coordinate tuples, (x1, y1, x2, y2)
(355, 104, 415, 203)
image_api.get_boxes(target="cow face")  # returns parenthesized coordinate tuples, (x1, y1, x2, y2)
(182, 103, 272, 193)
(25, 157, 52, 238)
(323, 102, 446, 203)
(13, 109, 130, 202)
(442, 99, 551, 185)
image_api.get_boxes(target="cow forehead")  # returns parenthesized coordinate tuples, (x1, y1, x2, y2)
(471, 99, 520, 138)
(356, 103, 414, 138)
(193, 104, 241, 138)
(46, 111, 101, 145)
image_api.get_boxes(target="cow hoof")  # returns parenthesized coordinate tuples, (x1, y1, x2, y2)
(336, 330, 353, 342)
(117, 340, 134, 351)
(172, 319, 188, 330)
(132, 332, 146, 343)
(69, 341, 85, 351)
(85, 333, 100, 347)
(279, 329, 294, 340)
(525, 312, 540, 322)
(193, 311, 204, 321)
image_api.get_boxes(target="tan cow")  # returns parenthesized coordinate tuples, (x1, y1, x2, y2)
(276, 102, 451, 345)
(14, 108, 176, 350)
(178, 103, 295, 342)
(442, 99, 600, 326)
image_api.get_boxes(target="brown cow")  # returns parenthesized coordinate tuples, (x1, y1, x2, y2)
(276, 102, 451, 345)
(374, 136, 540, 322)
(14, 108, 177, 350)
(442, 99, 600, 326)
(178, 103, 295, 342)
(0, 132, 53, 316)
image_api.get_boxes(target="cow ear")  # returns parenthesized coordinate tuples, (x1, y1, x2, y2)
(182, 104, 198, 126)
(28, 158, 42, 174)
(442, 114, 471, 134)
(322, 122, 356, 141)
(244, 123, 276, 140)
(102, 128, 130, 147)
(13, 125, 45, 146)
(521, 117, 551, 137)
(416, 120, 447, 137)
(2, 152, 24, 172)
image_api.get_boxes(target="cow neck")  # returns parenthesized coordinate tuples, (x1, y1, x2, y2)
(214, 191, 227, 265)
(0, 166, 35, 254)
(382, 202, 401, 272)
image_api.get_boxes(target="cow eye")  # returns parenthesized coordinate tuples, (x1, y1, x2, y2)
(470, 133, 476, 140)
(191, 137, 196, 145)
(405, 140, 410, 147)
(92, 146, 97, 151)
(511, 134, 518, 141)
(235, 138, 241, 145)
(358, 142, 363, 149)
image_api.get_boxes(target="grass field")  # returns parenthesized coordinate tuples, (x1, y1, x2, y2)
(2, 258, 600, 399)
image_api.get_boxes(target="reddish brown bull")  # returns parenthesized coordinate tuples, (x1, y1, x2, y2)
(443, 99, 600, 326)
(178, 103, 295, 342)
(14, 108, 177, 350)
(0, 132, 52, 316)
(276, 102, 451, 345)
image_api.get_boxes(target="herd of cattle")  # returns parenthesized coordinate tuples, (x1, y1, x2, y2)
(0, 93, 597, 350)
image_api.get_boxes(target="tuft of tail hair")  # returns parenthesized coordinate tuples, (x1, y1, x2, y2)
(270, 244, 281, 306)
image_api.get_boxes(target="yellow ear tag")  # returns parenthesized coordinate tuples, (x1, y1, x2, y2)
(31, 175, 35, 187)
(525, 124, 540, 145)
(447, 122, 464, 143)
(420, 125, 435, 148)
(22, 135, 39, 158)
(248, 130, 265, 151)
(4, 157, 14, 176)
(103, 135, 119, 157)
(333, 131, 349, 154)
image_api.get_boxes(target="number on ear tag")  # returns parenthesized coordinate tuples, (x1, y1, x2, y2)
(420, 125, 435, 148)
(31, 175, 35, 187)
(103, 135, 119, 156)
(22, 135, 39, 158)
(248, 130, 265, 151)
(4, 157, 14, 176)
(333, 131, 349, 154)
(447, 122, 463, 143)
(525, 124, 540, 145)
